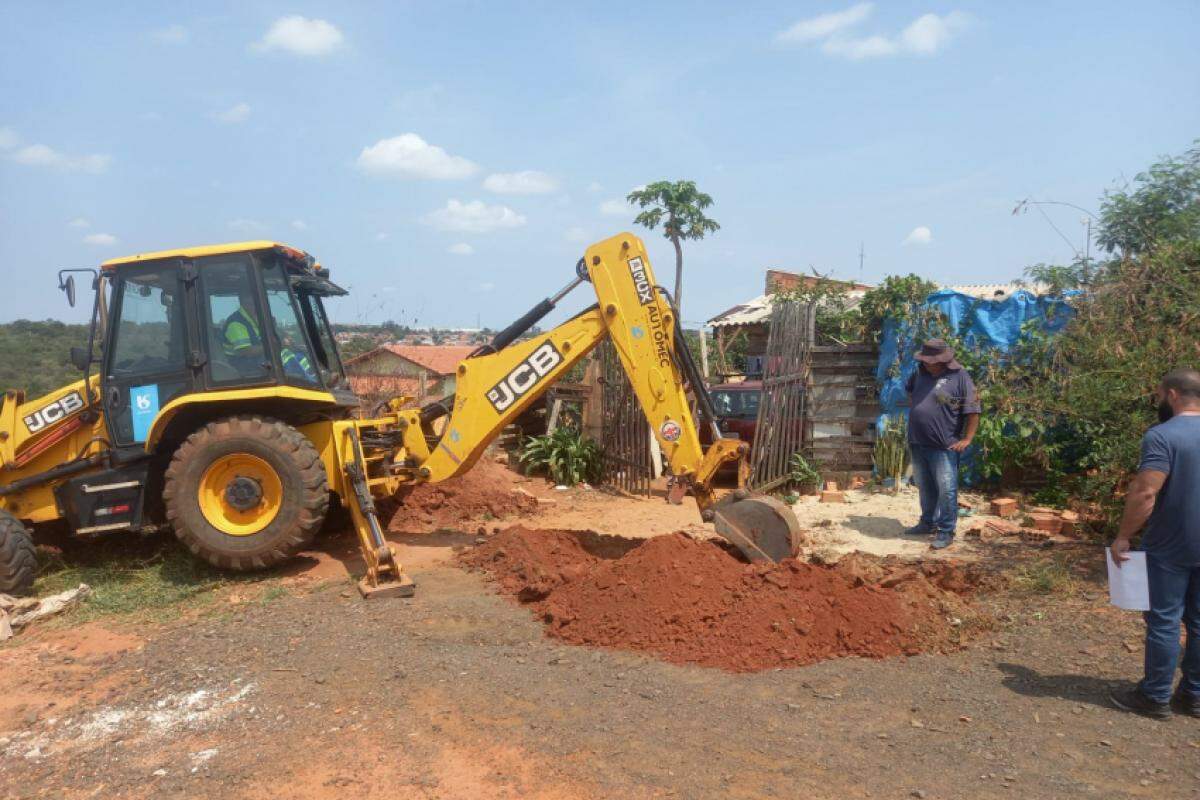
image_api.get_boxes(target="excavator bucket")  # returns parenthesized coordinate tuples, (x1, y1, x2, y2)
(711, 493, 804, 563)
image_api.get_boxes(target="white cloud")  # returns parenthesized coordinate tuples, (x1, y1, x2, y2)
(483, 170, 558, 195)
(822, 35, 898, 59)
(83, 233, 118, 246)
(781, 6, 969, 60)
(776, 3, 873, 44)
(254, 16, 344, 57)
(421, 200, 526, 234)
(356, 133, 478, 180)
(0, 127, 19, 149)
(151, 24, 188, 45)
(447, 242, 475, 255)
(68, 217, 90, 228)
(10, 143, 111, 173)
(475, 281, 496, 293)
(586, 181, 603, 194)
(291, 219, 307, 231)
(228, 218, 265, 233)
(214, 102, 251, 124)
(903, 225, 933, 245)
(375, 232, 389, 242)
(599, 198, 632, 216)
(139, 111, 163, 122)
(899, 12, 971, 55)
(564, 227, 591, 244)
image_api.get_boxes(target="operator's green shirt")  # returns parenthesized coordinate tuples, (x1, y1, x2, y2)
(222, 306, 260, 356)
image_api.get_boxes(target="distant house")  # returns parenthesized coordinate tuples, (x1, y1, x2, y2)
(344, 344, 477, 402)
(707, 270, 872, 377)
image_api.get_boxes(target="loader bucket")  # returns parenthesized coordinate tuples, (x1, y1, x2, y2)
(712, 494, 804, 563)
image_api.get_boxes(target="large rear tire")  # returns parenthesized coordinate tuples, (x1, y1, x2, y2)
(163, 416, 329, 571)
(0, 510, 37, 596)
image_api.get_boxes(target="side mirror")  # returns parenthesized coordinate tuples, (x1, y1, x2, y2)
(60, 274, 76, 307)
(70, 346, 91, 371)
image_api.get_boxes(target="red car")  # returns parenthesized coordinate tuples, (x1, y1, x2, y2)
(704, 381, 763, 444)
(700, 381, 807, 466)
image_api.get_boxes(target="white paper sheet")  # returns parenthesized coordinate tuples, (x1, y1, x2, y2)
(1106, 549, 1150, 611)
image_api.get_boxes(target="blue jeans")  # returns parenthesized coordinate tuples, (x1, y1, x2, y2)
(910, 444, 959, 535)
(1138, 553, 1200, 703)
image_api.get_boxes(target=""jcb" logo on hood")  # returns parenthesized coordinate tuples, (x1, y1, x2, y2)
(24, 391, 85, 433)
(486, 342, 562, 413)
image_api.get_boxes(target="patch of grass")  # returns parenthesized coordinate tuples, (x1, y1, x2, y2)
(1009, 556, 1076, 596)
(33, 533, 268, 622)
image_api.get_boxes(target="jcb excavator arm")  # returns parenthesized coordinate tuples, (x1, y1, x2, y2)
(391, 232, 802, 567)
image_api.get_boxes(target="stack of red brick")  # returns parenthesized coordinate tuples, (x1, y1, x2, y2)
(967, 498, 1085, 544)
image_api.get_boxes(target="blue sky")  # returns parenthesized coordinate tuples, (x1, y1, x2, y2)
(1, 2, 1197, 331)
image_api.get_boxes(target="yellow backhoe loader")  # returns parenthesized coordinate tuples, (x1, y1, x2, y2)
(0, 233, 801, 598)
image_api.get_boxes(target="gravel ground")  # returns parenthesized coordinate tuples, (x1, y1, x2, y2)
(2, 539, 1198, 800)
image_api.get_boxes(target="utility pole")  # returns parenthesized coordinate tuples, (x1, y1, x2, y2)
(858, 242, 865, 283)
(698, 325, 710, 380)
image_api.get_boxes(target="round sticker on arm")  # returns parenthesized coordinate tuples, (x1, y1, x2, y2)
(660, 420, 682, 442)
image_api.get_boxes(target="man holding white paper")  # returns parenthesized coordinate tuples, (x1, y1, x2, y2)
(1110, 369, 1200, 720)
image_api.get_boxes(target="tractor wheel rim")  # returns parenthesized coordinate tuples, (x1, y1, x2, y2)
(199, 453, 283, 536)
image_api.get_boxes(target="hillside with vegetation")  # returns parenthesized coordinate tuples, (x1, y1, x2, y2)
(0, 319, 91, 399)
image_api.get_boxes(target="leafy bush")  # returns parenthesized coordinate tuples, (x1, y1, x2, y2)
(788, 452, 821, 489)
(519, 427, 603, 487)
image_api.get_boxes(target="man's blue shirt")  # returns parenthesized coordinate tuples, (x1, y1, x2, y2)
(905, 366, 981, 450)
(1139, 414, 1200, 565)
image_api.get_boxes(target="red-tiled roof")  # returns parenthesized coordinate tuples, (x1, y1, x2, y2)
(345, 344, 476, 376)
(347, 374, 435, 401)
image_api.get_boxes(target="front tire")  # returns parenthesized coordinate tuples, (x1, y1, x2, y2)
(163, 416, 329, 571)
(0, 510, 37, 596)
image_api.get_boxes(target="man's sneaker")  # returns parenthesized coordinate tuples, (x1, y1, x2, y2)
(1172, 689, 1200, 718)
(902, 524, 933, 537)
(1109, 687, 1171, 720)
(930, 533, 955, 550)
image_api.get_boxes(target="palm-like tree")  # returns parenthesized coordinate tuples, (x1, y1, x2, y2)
(627, 180, 720, 316)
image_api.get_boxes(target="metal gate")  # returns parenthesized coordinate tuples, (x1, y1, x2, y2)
(748, 300, 813, 492)
(598, 342, 653, 496)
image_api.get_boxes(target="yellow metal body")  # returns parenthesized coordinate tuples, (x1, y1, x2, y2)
(0, 376, 106, 523)
(0, 232, 745, 593)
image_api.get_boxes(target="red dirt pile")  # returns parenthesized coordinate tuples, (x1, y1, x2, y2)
(389, 459, 537, 532)
(461, 527, 984, 672)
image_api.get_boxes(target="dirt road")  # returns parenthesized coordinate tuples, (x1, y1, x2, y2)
(1, 477, 1197, 799)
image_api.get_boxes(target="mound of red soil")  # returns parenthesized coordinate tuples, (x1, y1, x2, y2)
(389, 459, 538, 532)
(461, 528, 984, 672)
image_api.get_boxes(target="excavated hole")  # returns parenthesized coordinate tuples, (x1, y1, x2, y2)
(460, 526, 992, 672)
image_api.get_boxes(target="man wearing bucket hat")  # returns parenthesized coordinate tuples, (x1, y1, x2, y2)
(902, 338, 981, 549)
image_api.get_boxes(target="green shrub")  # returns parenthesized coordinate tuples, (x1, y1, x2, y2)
(519, 427, 603, 487)
(788, 452, 821, 489)
(872, 415, 908, 492)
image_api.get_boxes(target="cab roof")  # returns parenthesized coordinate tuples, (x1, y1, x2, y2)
(101, 241, 316, 270)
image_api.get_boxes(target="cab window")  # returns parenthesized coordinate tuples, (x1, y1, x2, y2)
(263, 264, 319, 387)
(298, 292, 345, 385)
(109, 268, 186, 377)
(710, 390, 760, 419)
(199, 258, 272, 385)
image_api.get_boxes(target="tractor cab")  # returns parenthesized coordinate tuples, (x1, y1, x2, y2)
(66, 242, 353, 449)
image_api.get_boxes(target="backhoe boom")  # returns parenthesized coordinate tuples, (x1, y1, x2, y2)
(393, 233, 802, 565)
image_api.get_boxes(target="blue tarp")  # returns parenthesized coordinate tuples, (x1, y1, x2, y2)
(875, 289, 1075, 481)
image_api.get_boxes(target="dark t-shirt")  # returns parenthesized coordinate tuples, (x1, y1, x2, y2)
(905, 366, 981, 450)
(1138, 414, 1200, 565)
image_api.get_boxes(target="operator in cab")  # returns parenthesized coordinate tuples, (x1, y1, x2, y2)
(221, 287, 316, 383)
